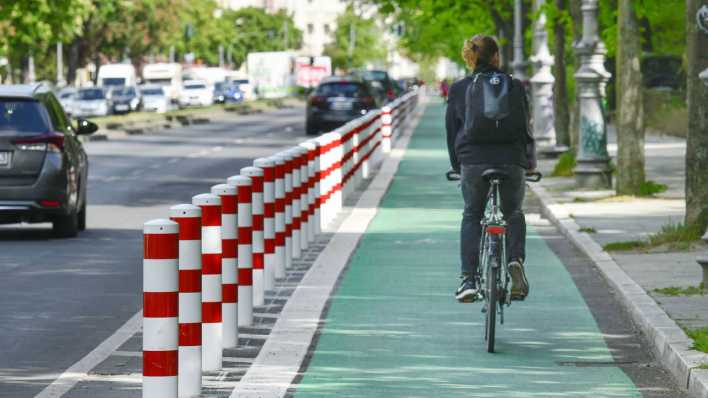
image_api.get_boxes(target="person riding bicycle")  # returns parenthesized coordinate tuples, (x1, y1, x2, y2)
(445, 34, 537, 303)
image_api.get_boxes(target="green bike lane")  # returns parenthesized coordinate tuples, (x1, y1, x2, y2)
(294, 102, 642, 397)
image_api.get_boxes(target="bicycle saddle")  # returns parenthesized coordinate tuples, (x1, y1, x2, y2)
(482, 168, 509, 181)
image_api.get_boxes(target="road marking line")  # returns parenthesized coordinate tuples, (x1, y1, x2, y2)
(34, 310, 142, 398)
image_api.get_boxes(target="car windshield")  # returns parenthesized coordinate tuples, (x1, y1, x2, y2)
(232, 80, 248, 85)
(102, 77, 126, 86)
(359, 71, 389, 81)
(142, 88, 164, 96)
(185, 84, 206, 90)
(0, 99, 52, 136)
(146, 78, 171, 86)
(78, 89, 105, 100)
(114, 87, 136, 96)
(214, 82, 225, 90)
(316, 83, 365, 98)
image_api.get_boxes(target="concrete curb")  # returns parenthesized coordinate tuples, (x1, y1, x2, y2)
(231, 98, 428, 398)
(528, 183, 708, 397)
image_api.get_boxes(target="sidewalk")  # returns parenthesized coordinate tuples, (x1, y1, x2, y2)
(532, 127, 708, 395)
(290, 102, 644, 397)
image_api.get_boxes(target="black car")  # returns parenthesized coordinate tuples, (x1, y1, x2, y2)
(351, 69, 401, 104)
(0, 84, 98, 237)
(305, 76, 378, 136)
(109, 85, 141, 114)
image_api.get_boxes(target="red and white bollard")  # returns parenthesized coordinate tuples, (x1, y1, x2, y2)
(299, 140, 317, 244)
(210, 184, 238, 349)
(280, 150, 294, 270)
(143, 219, 179, 398)
(240, 166, 265, 307)
(311, 140, 322, 236)
(169, 205, 202, 398)
(330, 131, 343, 220)
(227, 175, 253, 326)
(381, 106, 393, 154)
(254, 157, 276, 292)
(315, 134, 331, 229)
(272, 155, 286, 279)
(296, 146, 310, 251)
(287, 148, 302, 259)
(191, 193, 222, 371)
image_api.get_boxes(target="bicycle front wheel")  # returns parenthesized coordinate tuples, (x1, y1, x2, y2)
(485, 263, 497, 353)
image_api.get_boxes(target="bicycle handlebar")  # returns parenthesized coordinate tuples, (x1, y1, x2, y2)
(445, 170, 543, 182)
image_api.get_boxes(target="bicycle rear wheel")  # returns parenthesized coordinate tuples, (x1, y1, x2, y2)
(485, 263, 497, 353)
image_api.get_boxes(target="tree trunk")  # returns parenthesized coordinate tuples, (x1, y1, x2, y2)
(553, 0, 570, 148)
(568, 0, 583, 153)
(616, 0, 646, 195)
(685, 0, 708, 231)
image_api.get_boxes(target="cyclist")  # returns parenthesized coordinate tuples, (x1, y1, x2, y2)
(445, 35, 537, 303)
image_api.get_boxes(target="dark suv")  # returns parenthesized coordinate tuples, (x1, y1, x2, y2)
(0, 84, 98, 237)
(305, 76, 378, 136)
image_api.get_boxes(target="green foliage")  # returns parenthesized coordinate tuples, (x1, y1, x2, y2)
(602, 240, 645, 251)
(685, 327, 708, 353)
(323, 5, 386, 71)
(637, 180, 668, 197)
(173, 6, 302, 67)
(603, 220, 704, 251)
(654, 283, 706, 296)
(578, 227, 597, 233)
(551, 151, 576, 177)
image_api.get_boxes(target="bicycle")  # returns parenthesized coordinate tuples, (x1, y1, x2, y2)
(447, 168, 542, 353)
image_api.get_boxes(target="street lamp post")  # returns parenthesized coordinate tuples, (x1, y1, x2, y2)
(511, 0, 528, 81)
(530, 0, 564, 154)
(572, 0, 613, 189)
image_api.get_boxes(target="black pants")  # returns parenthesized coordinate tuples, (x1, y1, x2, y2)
(460, 164, 526, 276)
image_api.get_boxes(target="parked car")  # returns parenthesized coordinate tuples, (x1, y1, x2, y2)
(214, 82, 245, 104)
(140, 85, 172, 113)
(57, 87, 77, 116)
(73, 87, 110, 117)
(108, 86, 141, 114)
(179, 80, 213, 107)
(0, 84, 98, 237)
(351, 69, 401, 104)
(230, 79, 254, 100)
(305, 76, 378, 136)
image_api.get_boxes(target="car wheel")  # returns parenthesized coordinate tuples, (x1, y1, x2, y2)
(306, 120, 318, 136)
(53, 209, 79, 238)
(77, 200, 87, 231)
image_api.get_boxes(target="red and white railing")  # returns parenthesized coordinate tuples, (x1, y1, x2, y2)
(142, 90, 418, 397)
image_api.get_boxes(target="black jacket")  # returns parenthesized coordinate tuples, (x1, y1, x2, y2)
(445, 65, 536, 172)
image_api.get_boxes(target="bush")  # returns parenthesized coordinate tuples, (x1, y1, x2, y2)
(551, 151, 576, 177)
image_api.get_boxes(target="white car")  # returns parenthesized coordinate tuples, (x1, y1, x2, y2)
(141, 85, 172, 113)
(57, 87, 77, 115)
(179, 80, 213, 107)
(73, 87, 110, 117)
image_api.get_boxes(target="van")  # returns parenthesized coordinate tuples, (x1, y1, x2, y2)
(142, 63, 183, 102)
(97, 63, 137, 88)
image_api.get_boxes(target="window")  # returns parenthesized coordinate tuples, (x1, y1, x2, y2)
(0, 99, 52, 135)
(324, 24, 330, 34)
(307, 23, 314, 34)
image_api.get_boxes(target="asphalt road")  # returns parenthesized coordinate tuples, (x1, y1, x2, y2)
(0, 105, 309, 397)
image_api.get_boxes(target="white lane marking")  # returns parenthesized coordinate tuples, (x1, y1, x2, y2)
(34, 310, 142, 398)
(167, 158, 179, 164)
(112, 350, 142, 357)
(211, 146, 224, 152)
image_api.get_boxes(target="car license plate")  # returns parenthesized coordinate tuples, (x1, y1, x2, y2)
(0, 151, 10, 167)
(116, 104, 129, 111)
(331, 101, 352, 111)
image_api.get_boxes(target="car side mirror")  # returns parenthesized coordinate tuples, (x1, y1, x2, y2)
(76, 118, 98, 135)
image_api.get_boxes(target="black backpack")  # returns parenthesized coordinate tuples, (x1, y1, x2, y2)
(463, 72, 525, 144)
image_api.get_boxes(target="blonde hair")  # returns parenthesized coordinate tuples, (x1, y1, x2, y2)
(462, 35, 500, 69)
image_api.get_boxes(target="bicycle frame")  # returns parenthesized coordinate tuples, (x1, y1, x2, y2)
(477, 178, 510, 322)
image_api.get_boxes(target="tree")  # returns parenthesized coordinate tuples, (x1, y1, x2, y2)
(549, 0, 571, 148)
(615, 0, 646, 195)
(0, 0, 89, 82)
(323, 5, 386, 71)
(685, 0, 708, 231)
